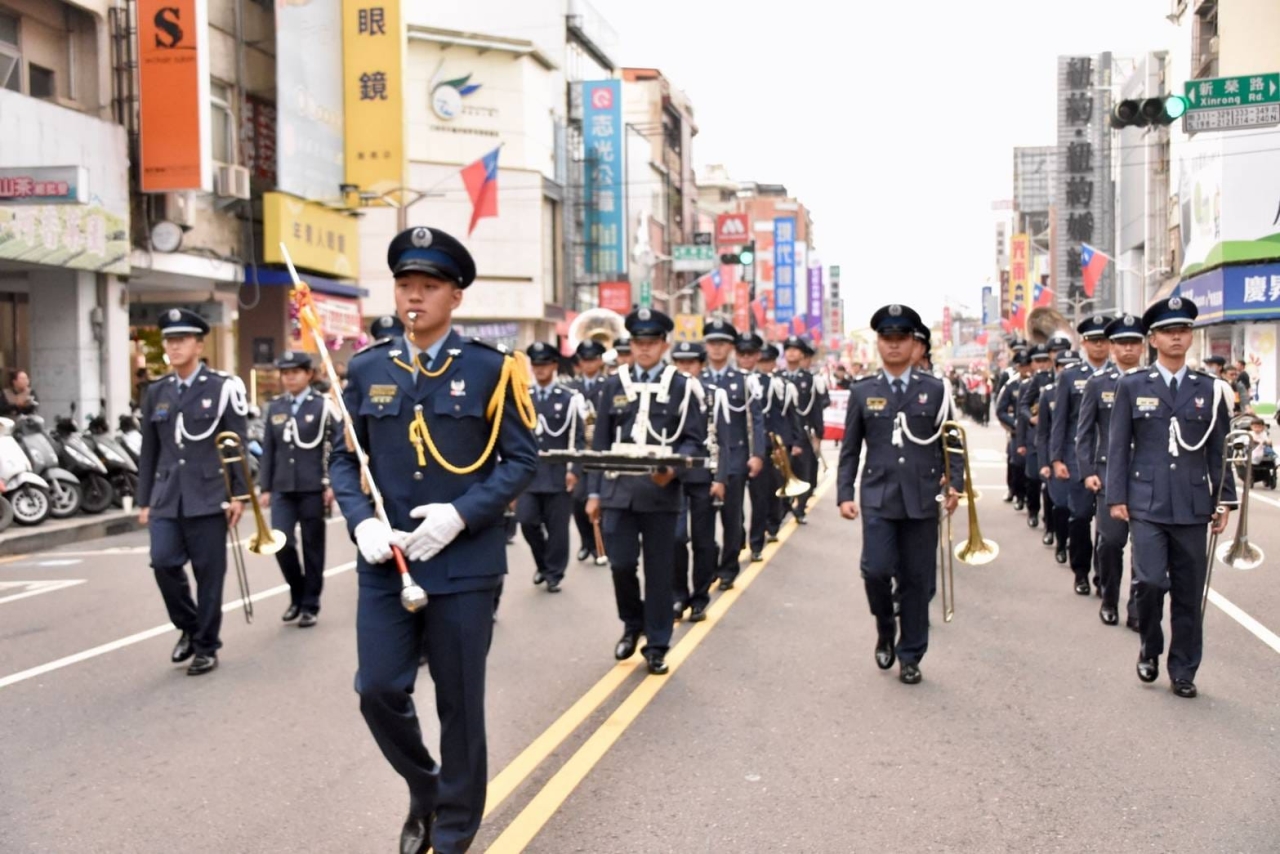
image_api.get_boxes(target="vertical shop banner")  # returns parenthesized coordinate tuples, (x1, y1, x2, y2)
(342, 0, 405, 193)
(773, 217, 796, 323)
(1009, 234, 1030, 308)
(582, 80, 625, 277)
(807, 265, 824, 336)
(1245, 323, 1277, 406)
(597, 281, 631, 313)
(278, 0, 345, 201)
(733, 269, 751, 332)
(137, 0, 211, 192)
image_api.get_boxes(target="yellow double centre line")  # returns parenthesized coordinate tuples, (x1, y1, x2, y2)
(483, 473, 836, 852)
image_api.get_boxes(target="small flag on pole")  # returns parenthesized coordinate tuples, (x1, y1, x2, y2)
(1080, 243, 1110, 298)
(461, 147, 500, 236)
(696, 267, 725, 311)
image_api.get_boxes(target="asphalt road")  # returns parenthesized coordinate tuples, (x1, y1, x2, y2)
(1, 420, 1278, 853)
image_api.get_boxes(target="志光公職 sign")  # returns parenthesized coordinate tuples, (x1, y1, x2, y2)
(582, 80, 625, 277)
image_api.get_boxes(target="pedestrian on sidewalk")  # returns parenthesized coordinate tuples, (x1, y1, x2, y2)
(136, 309, 248, 676)
(0, 369, 38, 416)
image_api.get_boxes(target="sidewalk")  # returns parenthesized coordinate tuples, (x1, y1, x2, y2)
(0, 510, 142, 557)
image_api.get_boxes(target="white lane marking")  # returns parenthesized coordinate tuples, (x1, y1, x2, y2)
(0, 579, 86, 606)
(35, 559, 82, 567)
(1207, 589, 1280, 655)
(0, 561, 355, 691)
(1245, 489, 1280, 511)
(16, 516, 348, 559)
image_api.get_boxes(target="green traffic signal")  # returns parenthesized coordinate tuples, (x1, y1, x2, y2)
(739, 248, 754, 265)
(1164, 94, 1189, 120)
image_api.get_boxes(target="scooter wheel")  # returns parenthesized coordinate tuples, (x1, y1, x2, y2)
(12, 485, 50, 526)
(48, 480, 82, 518)
(80, 473, 113, 515)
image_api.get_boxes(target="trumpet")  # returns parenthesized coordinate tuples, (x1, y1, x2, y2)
(216, 432, 287, 624)
(937, 421, 1000, 623)
(1203, 430, 1264, 619)
(771, 433, 810, 499)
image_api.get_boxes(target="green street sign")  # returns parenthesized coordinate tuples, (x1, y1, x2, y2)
(1184, 73, 1280, 109)
(671, 244, 716, 273)
(639, 280, 652, 309)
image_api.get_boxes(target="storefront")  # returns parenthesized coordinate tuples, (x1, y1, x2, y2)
(0, 91, 132, 420)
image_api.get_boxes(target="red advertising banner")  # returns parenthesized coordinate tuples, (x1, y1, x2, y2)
(715, 213, 749, 248)
(732, 269, 750, 331)
(599, 281, 631, 313)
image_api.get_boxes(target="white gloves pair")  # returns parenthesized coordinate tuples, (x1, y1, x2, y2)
(353, 504, 467, 565)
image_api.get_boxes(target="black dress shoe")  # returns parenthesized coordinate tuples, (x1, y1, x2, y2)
(1136, 657, 1159, 683)
(750, 551, 763, 562)
(171, 632, 195, 663)
(717, 578, 735, 591)
(298, 612, 318, 628)
(795, 515, 808, 525)
(1126, 616, 1141, 633)
(1074, 579, 1092, 596)
(1099, 606, 1118, 625)
(532, 570, 545, 585)
(1002, 491, 1014, 503)
(766, 532, 779, 543)
(186, 654, 218, 676)
(1171, 679, 1198, 699)
(1027, 515, 1039, 528)
(1014, 498, 1025, 511)
(874, 636, 896, 670)
(672, 600, 687, 620)
(899, 662, 922, 685)
(281, 604, 302, 622)
(689, 605, 707, 622)
(546, 579, 562, 593)
(646, 652, 669, 675)
(576, 547, 591, 562)
(614, 632, 639, 661)
(1055, 548, 1068, 564)
(1042, 529, 1055, 546)
(400, 812, 433, 854)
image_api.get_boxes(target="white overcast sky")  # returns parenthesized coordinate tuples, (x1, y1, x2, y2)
(596, 0, 1176, 330)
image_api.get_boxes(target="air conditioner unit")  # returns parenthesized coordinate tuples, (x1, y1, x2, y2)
(214, 164, 251, 200)
(164, 192, 198, 229)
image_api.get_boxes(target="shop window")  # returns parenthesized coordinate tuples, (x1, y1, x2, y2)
(0, 10, 19, 93)
(210, 80, 236, 165)
(28, 62, 52, 99)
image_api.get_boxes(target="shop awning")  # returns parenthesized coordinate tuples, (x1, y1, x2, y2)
(245, 266, 368, 299)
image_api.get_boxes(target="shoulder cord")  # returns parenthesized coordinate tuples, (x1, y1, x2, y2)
(536, 391, 582, 442)
(782, 381, 798, 414)
(795, 379, 817, 417)
(407, 354, 538, 474)
(645, 376, 694, 445)
(283, 396, 332, 450)
(1168, 378, 1228, 457)
(891, 382, 954, 448)
(174, 375, 249, 445)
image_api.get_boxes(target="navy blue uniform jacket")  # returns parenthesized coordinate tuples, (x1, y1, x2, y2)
(330, 332, 538, 593)
(530, 384, 585, 494)
(258, 390, 343, 494)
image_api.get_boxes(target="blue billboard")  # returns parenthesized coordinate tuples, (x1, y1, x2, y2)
(773, 217, 796, 324)
(581, 80, 625, 277)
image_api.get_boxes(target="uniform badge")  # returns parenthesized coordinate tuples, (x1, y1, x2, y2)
(271, 413, 287, 426)
(448, 349, 461, 357)
(554, 402, 563, 412)
(369, 384, 397, 404)
(1194, 397, 1205, 409)
(450, 379, 466, 397)
(1136, 396, 1160, 412)
(1101, 391, 1116, 404)
(305, 413, 315, 422)
(1074, 379, 1088, 390)
(389, 350, 402, 358)
(866, 397, 887, 412)
(918, 393, 928, 404)
(730, 383, 738, 391)
(201, 398, 212, 409)
(613, 394, 630, 408)
(154, 402, 171, 420)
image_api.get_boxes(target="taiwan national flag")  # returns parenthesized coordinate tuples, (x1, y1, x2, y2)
(1033, 282, 1054, 308)
(1080, 243, 1110, 298)
(751, 291, 773, 329)
(1009, 302, 1027, 331)
(461, 146, 500, 235)
(696, 268, 725, 311)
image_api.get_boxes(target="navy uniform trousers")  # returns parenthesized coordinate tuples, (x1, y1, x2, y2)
(151, 514, 229, 655)
(1130, 520, 1206, 679)
(673, 481, 717, 611)
(861, 515, 936, 664)
(271, 492, 327, 613)
(605, 505, 677, 650)
(749, 458, 781, 552)
(1094, 491, 1137, 621)
(517, 490, 572, 584)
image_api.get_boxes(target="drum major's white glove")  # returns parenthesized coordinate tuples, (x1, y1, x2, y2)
(354, 518, 403, 564)
(403, 504, 466, 563)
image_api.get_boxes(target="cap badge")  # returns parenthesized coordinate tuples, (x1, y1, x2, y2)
(282, 351, 294, 360)
(1124, 314, 1135, 324)
(168, 309, 181, 321)
(889, 304, 903, 317)
(1169, 297, 1183, 310)
(411, 228, 432, 248)
(638, 309, 651, 321)
(1093, 315, 1103, 324)
(379, 317, 393, 328)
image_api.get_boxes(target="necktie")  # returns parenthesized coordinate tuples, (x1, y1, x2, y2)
(892, 379, 904, 399)
(1170, 377, 1179, 397)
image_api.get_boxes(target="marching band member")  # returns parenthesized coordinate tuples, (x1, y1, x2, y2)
(520, 342, 586, 593)
(700, 319, 766, 589)
(1038, 349, 1079, 568)
(670, 341, 717, 621)
(759, 343, 806, 540)
(1077, 314, 1145, 628)
(570, 340, 609, 564)
(1107, 297, 1235, 700)
(737, 332, 801, 561)
(838, 304, 962, 685)
(995, 349, 1032, 512)
(258, 350, 341, 627)
(330, 226, 538, 854)
(137, 308, 248, 676)
(586, 309, 710, 675)
(1017, 345, 1053, 531)
(1050, 315, 1113, 596)
(782, 335, 820, 523)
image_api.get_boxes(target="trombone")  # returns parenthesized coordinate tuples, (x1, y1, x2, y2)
(771, 433, 810, 498)
(937, 421, 1000, 623)
(216, 431, 287, 624)
(1203, 429, 1264, 619)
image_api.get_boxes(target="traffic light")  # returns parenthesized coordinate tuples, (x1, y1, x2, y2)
(719, 241, 755, 266)
(1111, 95, 1190, 128)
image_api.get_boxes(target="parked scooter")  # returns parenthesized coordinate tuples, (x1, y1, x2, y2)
(118, 408, 142, 464)
(0, 417, 50, 526)
(54, 406, 113, 514)
(87, 408, 138, 509)
(14, 415, 83, 518)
